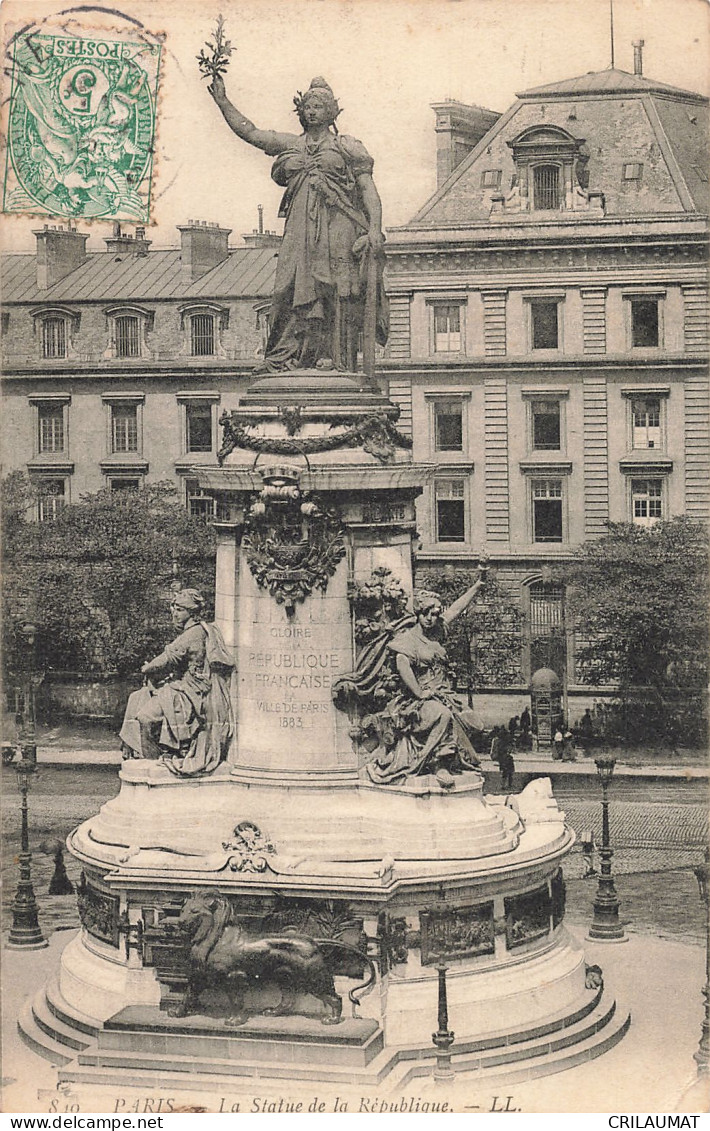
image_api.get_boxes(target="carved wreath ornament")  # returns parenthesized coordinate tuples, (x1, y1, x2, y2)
(223, 821, 276, 873)
(243, 469, 346, 613)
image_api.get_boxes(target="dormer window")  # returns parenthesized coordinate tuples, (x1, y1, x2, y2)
(116, 315, 140, 358)
(104, 305, 154, 360)
(191, 313, 215, 356)
(178, 302, 229, 358)
(506, 126, 591, 214)
(31, 306, 80, 360)
(42, 317, 66, 359)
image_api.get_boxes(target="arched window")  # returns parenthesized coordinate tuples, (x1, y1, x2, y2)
(190, 313, 215, 356)
(115, 315, 140, 358)
(103, 306, 154, 360)
(31, 306, 80, 359)
(533, 165, 561, 210)
(42, 317, 67, 359)
(523, 579, 567, 683)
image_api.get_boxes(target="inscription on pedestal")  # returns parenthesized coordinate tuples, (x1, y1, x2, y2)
(249, 626, 341, 731)
(238, 569, 354, 771)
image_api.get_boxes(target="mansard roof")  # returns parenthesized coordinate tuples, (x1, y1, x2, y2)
(0, 245, 278, 305)
(408, 67, 709, 226)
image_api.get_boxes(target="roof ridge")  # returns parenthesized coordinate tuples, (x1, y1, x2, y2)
(518, 66, 707, 102)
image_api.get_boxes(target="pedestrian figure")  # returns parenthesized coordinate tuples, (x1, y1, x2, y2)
(580, 828, 596, 877)
(499, 747, 515, 791)
(562, 728, 575, 761)
(520, 706, 531, 734)
(577, 708, 594, 751)
(553, 728, 564, 759)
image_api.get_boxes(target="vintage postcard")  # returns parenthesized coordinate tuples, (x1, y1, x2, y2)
(1, 0, 708, 1119)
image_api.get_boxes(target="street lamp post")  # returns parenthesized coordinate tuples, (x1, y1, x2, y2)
(432, 964, 455, 1082)
(6, 623, 47, 951)
(587, 755, 627, 942)
(693, 855, 710, 1075)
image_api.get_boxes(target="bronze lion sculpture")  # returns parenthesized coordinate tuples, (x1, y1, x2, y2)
(171, 890, 374, 1027)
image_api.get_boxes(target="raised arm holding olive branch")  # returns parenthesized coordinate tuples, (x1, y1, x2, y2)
(207, 70, 388, 376)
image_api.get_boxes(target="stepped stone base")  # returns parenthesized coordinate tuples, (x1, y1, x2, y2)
(19, 971, 630, 1091)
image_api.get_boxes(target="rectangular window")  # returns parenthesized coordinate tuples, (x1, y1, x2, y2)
(186, 403, 213, 452)
(481, 169, 502, 188)
(38, 478, 65, 522)
(191, 314, 215, 357)
(532, 479, 563, 543)
(632, 397, 661, 450)
(631, 479, 663, 526)
(115, 316, 140, 358)
(533, 165, 560, 210)
(531, 399, 561, 450)
(42, 318, 67, 359)
(111, 404, 138, 453)
(185, 478, 216, 522)
(631, 299, 659, 348)
(623, 162, 643, 181)
(434, 400, 463, 452)
(109, 478, 140, 493)
(531, 302, 559, 350)
(433, 304, 461, 353)
(435, 479, 466, 542)
(38, 404, 65, 453)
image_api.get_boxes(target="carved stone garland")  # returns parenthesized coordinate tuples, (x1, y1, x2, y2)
(217, 410, 412, 465)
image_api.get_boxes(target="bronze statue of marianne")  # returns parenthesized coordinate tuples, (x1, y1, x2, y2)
(208, 73, 388, 375)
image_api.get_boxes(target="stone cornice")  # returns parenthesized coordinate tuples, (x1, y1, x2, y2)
(381, 355, 707, 374)
(384, 241, 707, 278)
(386, 216, 708, 246)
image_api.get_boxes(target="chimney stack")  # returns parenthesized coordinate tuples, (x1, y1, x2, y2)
(33, 224, 89, 290)
(431, 100, 501, 188)
(178, 220, 231, 281)
(258, 204, 264, 235)
(105, 223, 152, 257)
(633, 40, 644, 76)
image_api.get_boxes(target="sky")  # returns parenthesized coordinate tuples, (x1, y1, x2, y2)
(1, 0, 708, 252)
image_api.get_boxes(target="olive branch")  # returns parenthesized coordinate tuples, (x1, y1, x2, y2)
(197, 15, 234, 80)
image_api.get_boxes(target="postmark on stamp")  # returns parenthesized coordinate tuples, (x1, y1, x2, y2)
(3, 28, 162, 222)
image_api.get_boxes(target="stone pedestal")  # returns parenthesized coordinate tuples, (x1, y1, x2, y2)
(24, 372, 629, 1089)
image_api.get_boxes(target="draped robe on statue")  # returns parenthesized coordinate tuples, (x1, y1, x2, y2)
(333, 616, 480, 785)
(119, 621, 234, 777)
(260, 130, 388, 370)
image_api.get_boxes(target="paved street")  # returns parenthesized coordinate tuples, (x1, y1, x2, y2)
(2, 763, 707, 943)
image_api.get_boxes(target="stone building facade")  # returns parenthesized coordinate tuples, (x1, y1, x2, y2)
(379, 62, 709, 711)
(1, 60, 708, 717)
(1, 219, 278, 517)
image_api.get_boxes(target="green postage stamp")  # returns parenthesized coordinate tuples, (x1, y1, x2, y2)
(3, 30, 162, 222)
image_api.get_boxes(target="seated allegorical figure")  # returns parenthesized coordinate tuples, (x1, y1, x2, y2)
(333, 574, 486, 788)
(119, 589, 234, 777)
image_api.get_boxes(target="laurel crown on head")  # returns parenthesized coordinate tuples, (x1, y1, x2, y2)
(293, 76, 341, 129)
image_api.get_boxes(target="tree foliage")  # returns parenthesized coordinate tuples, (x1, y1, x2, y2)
(2, 474, 216, 679)
(417, 567, 523, 700)
(562, 518, 709, 694)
